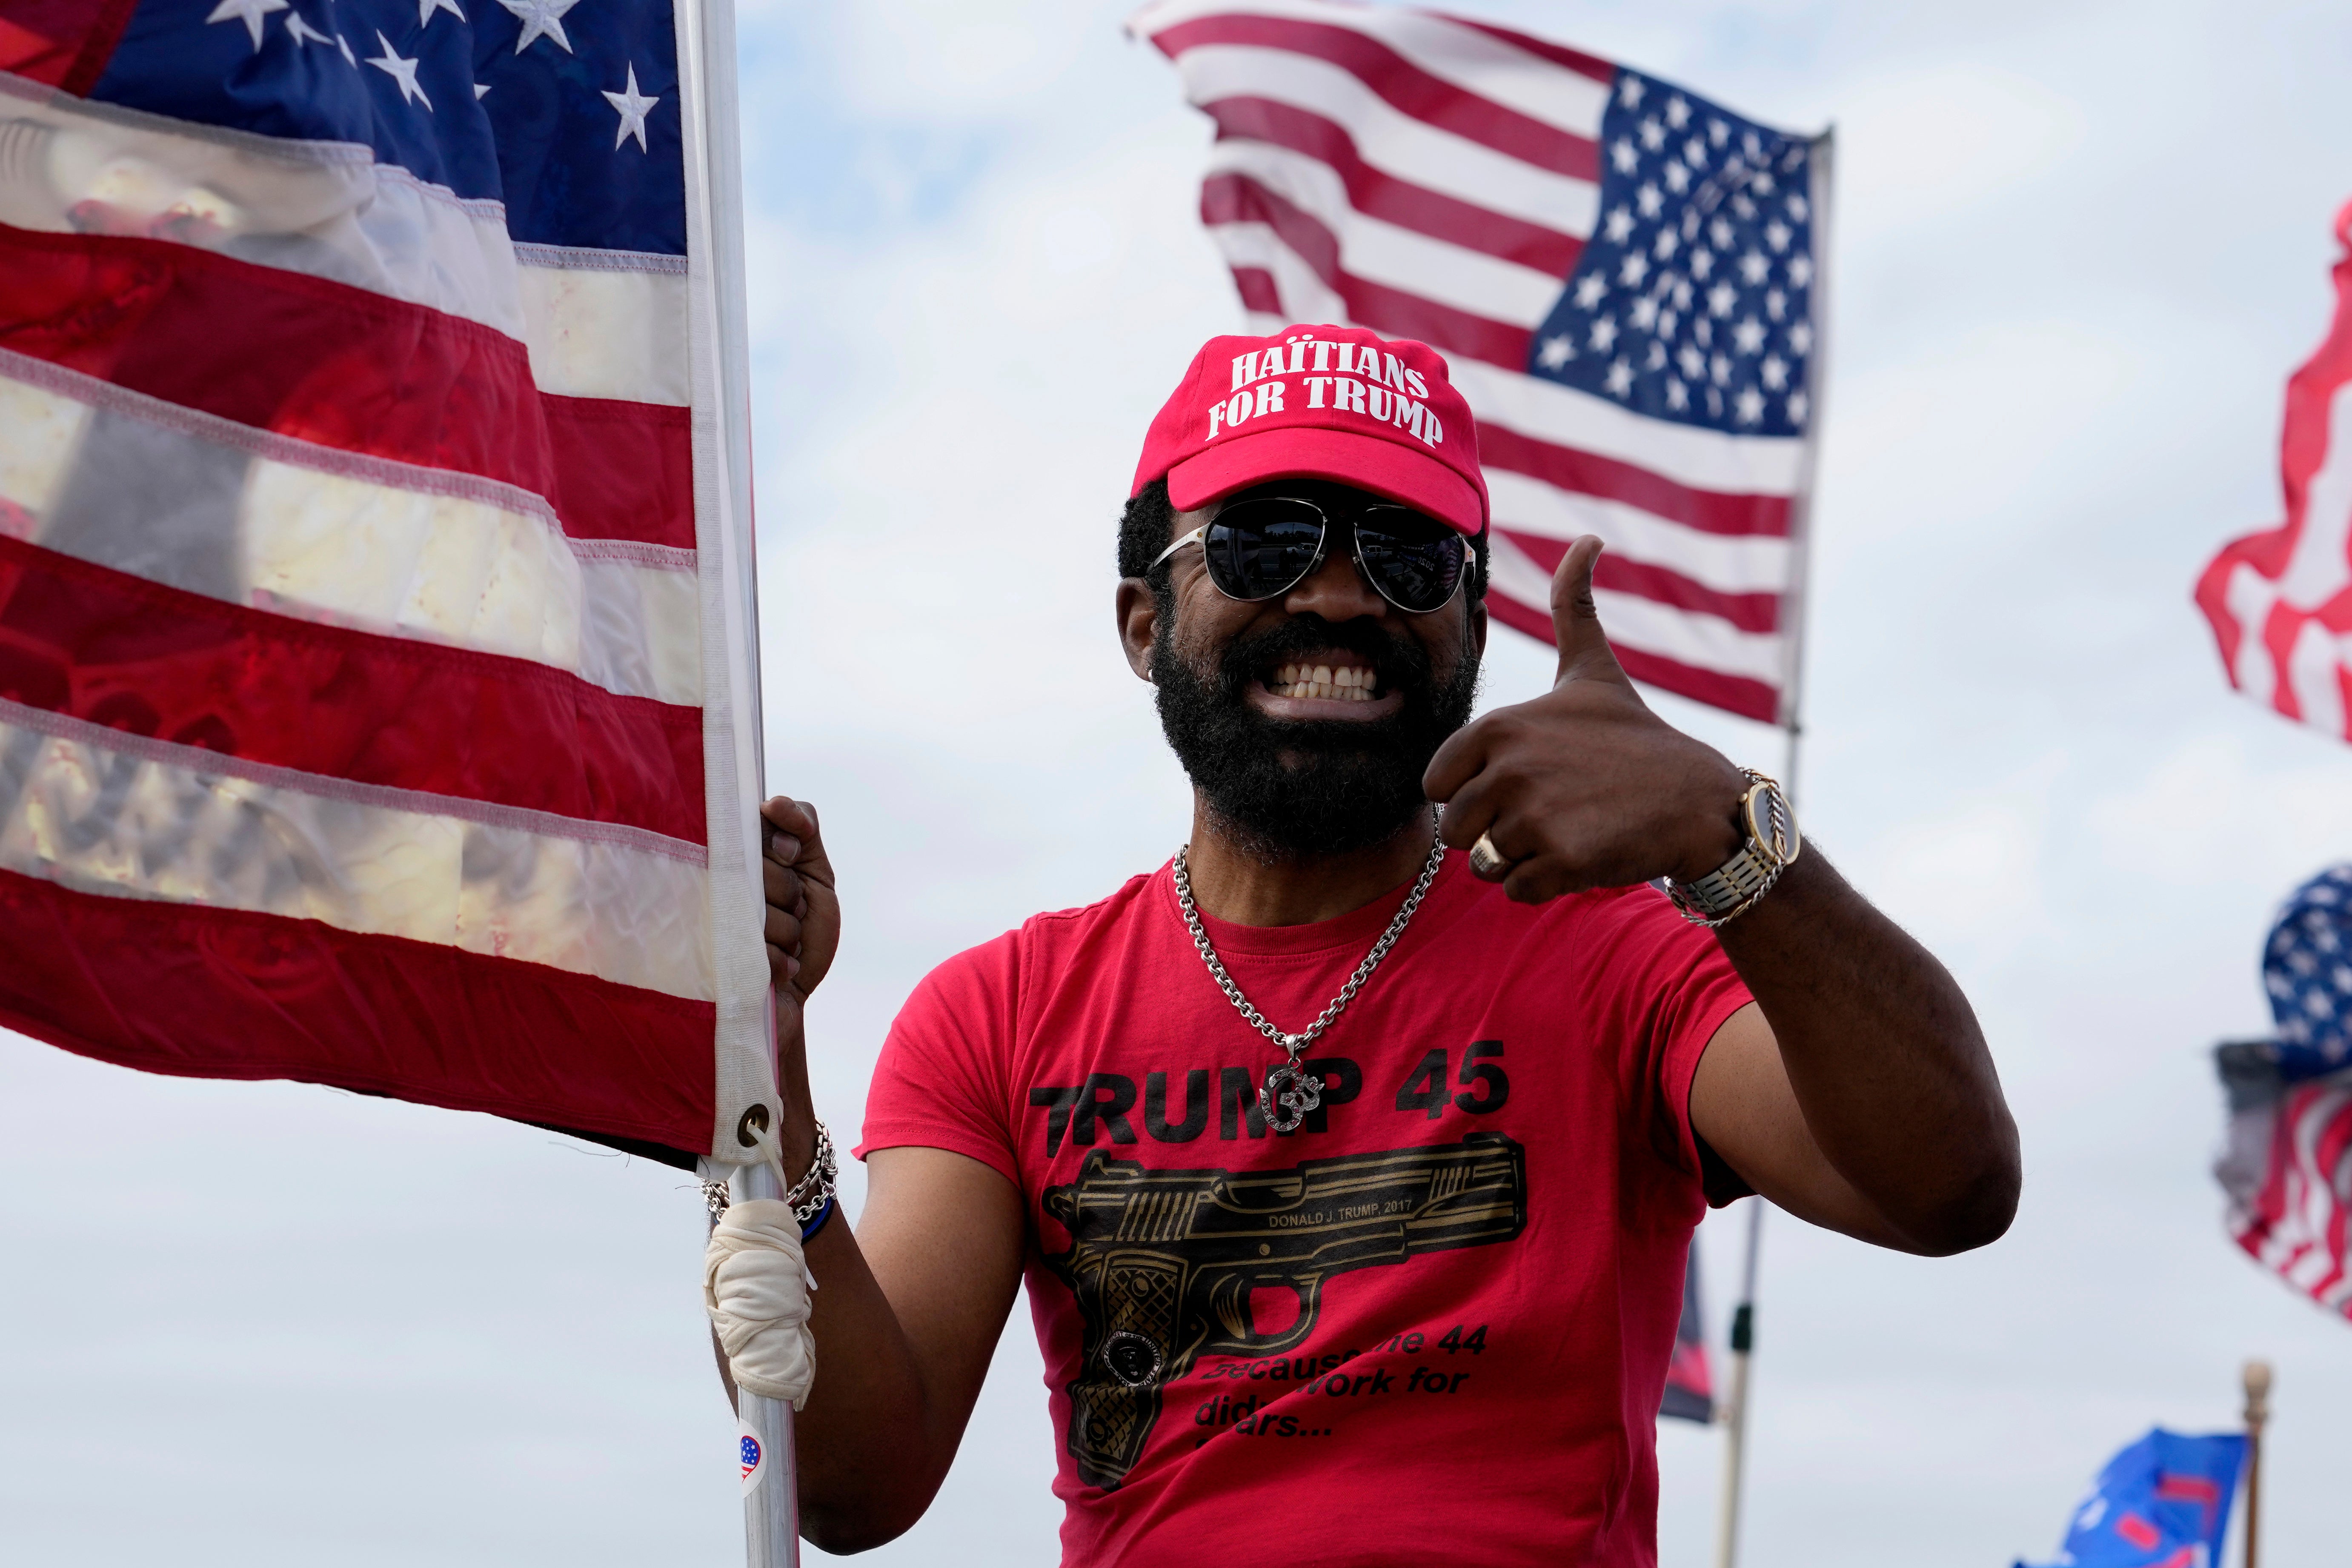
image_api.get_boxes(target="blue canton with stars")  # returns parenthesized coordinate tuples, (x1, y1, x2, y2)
(2263, 865, 2352, 1080)
(1527, 69, 1817, 438)
(89, 0, 684, 255)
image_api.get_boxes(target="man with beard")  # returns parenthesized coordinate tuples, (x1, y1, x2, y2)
(736, 327, 2018, 1565)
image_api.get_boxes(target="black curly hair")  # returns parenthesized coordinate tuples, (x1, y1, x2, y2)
(1117, 478, 1488, 603)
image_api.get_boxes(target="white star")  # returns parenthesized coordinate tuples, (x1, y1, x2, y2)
(1738, 250, 1769, 286)
(1693, 316, 1713, 348)
(603, 61, 658, 151)
(475, 81, 493, 98)
(1537, 335, 1574, 370)
(1653, 228, 1679, 261)
(1752, 171, 1777, 196)
(419, 0, 464, 24)
(1670, 277, 1693, 310)
(1787, 254, 1814, 289)
(1638, 117, 1665, 152)
(1710, 217, 1733, 250)
(208, 0, 289, 50)
(1709, 118, 1730, 147)
(1618, 74, 1646, 109)
(1635, 183, 1662, 219)
(1603, 206, 1635, 245)
(1731, 193, 1757, 221)
(1588, 315, 1619, 353)
(1684, 136, 1708, 167)
(1604, 358, 1634, 396)
(1760, 354, 1788, 390)
(366, 31, 432, 109)
(1611, 137, 1639, 175)
(1711, 352, 1731, 386)
(1765, 288, 1785, 321)
(1733, 317, 1765, 354)
(1765, 220, 1792, 254)
(1708, 281, 1737, 318)
(285, 11, 335, 48)
(1617, 252, 1648, 287)
(499, 0, 583, 54)
(336, 31, 357, 65)
(1657, 308, 1678, 338)
(1663, 161, 1690, 195)
(1665, 377, 1688, 410)
(1629, 295, 1658, 331)
(1688, 249, 1714, 281)
(1665, 96, 1690, 130)
(1734, 386, 1765, 423)
(1788, 321, 1814, 354)
(1743, 130, 1764, 160)
(1788, 193, 1809, 221)
(1573, 272, 1609, 309)
(1786, 390, 1808, 424)
(1645, 340, 1667, 370)
(1677, 344, 1704, 379)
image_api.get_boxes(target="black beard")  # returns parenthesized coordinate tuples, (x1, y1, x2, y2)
(1150, 607, 1480, 861)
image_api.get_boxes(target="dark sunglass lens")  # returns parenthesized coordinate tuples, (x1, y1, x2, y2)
(1204, 499, 1326, 600)
(1354, 509, 1466, 612)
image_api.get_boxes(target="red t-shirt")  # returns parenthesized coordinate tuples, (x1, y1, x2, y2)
(858, 852, 1754, 1567)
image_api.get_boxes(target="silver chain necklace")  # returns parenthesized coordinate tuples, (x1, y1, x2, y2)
(1173, 810, 1447, 1133)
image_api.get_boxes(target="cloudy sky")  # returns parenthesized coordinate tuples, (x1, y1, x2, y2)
(8, 0, 2352, 1563)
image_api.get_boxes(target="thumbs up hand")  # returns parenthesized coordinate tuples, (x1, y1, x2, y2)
(1422, 536, 1751, 904)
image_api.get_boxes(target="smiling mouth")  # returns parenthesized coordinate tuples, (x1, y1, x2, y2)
(1262, 657, 1382, 703)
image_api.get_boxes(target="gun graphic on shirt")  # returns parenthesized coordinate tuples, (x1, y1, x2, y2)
(1039, 1131, 1527, 1490)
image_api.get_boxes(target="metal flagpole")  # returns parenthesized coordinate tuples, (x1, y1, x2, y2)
(1711, 121, 1833, 1568)
(735, 1161, 803, 1567)
(2240, 1360, 2269, 1568)
(681, 0, 799, 1561)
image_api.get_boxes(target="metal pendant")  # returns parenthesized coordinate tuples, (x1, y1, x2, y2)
(1263, 1060, 1324, 1134)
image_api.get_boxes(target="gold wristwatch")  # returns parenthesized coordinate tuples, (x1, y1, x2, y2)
(1662, 770, 1800, 928)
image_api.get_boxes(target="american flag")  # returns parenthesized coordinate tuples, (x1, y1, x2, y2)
(2216, 1042, 2352, 1321)
(0, 0, 774, 1164)
(2196, 201, 2352, 740)
(1136, 0, 1826, 724)
(2213, 864, 2352, 1321)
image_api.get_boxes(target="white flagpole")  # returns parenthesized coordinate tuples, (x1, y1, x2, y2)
(1711, 121, 1832, 1568)
(680, 0, 799, 1561)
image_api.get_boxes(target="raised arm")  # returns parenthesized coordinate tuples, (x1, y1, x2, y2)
(1420, 542, 2019, 1256)
(746, 798, 1029, 1552)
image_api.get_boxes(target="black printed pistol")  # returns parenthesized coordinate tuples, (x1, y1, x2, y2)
(1039, 1131, 1527, 1489)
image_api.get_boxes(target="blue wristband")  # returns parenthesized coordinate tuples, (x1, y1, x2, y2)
(799, 1193, 837, 1243)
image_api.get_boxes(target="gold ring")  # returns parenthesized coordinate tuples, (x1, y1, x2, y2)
(1468, 832, 1511, 878)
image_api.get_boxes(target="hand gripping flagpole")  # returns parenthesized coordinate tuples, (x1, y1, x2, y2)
(677, 0, 800, 1562)
(1711, 123, 1832, 1568)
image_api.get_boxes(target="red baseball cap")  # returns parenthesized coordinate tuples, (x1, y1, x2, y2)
(1130, 326, 1487, 535)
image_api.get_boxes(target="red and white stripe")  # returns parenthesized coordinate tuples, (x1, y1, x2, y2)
(2197, 201, 2352, 743)
(0, 42, 764, 1157)
(1137, 0, 1812, 723)
(2228, 1076, 2352, 1316)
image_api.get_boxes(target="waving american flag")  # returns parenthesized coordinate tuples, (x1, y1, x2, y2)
(1136, 0, 1826, 723)
(2196, 202, 2352, 742)
(0, 0, 775, 1164)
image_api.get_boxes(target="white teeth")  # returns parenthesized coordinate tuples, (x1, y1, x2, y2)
(1265, 658, 1376, 701)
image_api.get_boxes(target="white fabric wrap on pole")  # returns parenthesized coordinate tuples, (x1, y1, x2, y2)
(706, 1199, 817, 1409)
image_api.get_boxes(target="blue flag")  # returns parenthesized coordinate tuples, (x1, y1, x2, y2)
(2017, 1429, 2246, 1568)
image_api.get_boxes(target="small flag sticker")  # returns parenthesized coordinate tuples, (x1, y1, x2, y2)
(739, 1426, 765, 1495)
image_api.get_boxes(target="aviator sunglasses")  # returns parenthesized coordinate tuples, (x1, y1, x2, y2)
(1150, 487, 1472, 615)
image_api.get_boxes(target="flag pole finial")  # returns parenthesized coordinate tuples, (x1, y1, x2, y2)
(2241, 1359, 2271, 1568)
